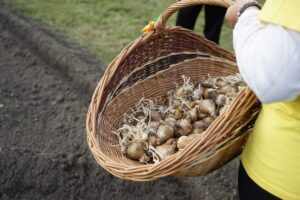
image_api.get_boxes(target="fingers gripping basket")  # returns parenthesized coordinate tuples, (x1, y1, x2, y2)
(86, 0, 260, 181)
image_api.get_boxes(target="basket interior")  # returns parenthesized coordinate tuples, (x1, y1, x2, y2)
(97, 56, 238, 167)
(98, 29, 235, 113)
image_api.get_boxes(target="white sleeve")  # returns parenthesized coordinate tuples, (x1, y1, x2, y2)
(233, 9, 300, 103)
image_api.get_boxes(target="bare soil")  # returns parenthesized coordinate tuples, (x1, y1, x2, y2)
(0, 5, 239, 200)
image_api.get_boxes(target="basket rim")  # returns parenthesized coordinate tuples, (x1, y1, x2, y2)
(91, 27, 236, 117)
(86, 64, 259, 181)
(86, 26, 260, 181)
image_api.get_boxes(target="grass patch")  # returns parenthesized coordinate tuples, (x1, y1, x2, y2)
(9, 0, 237, 65)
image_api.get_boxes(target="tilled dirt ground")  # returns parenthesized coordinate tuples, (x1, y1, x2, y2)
(0, 7, 239, 200)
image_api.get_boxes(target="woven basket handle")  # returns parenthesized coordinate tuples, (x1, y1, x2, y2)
(154, 0, 234, 31)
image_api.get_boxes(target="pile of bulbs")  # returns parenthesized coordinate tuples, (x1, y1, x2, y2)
(112, 74, 246, 164)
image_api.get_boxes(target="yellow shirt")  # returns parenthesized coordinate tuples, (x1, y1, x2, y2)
(241, 97, 300, 199)
(258, 0, 300, 33)
(241, 1, 300, 199)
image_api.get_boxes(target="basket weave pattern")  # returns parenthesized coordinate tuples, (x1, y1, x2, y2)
(86, 0, 260, 181)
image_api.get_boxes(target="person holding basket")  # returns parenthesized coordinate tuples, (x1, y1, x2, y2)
(226, 0, 300, 199)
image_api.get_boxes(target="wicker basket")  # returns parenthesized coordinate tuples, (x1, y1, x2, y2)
(86, 0, 260, 181)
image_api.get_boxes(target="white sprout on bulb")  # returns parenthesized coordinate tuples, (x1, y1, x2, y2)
(113, 73, 246, 164)
(148, 146, 162, 163)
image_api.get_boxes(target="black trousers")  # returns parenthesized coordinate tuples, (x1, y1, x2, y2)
(238, 162, 280, 200)
(176, 5, 226, 44)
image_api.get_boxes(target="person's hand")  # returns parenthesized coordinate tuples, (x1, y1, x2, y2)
(225, 0, 251, 27)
